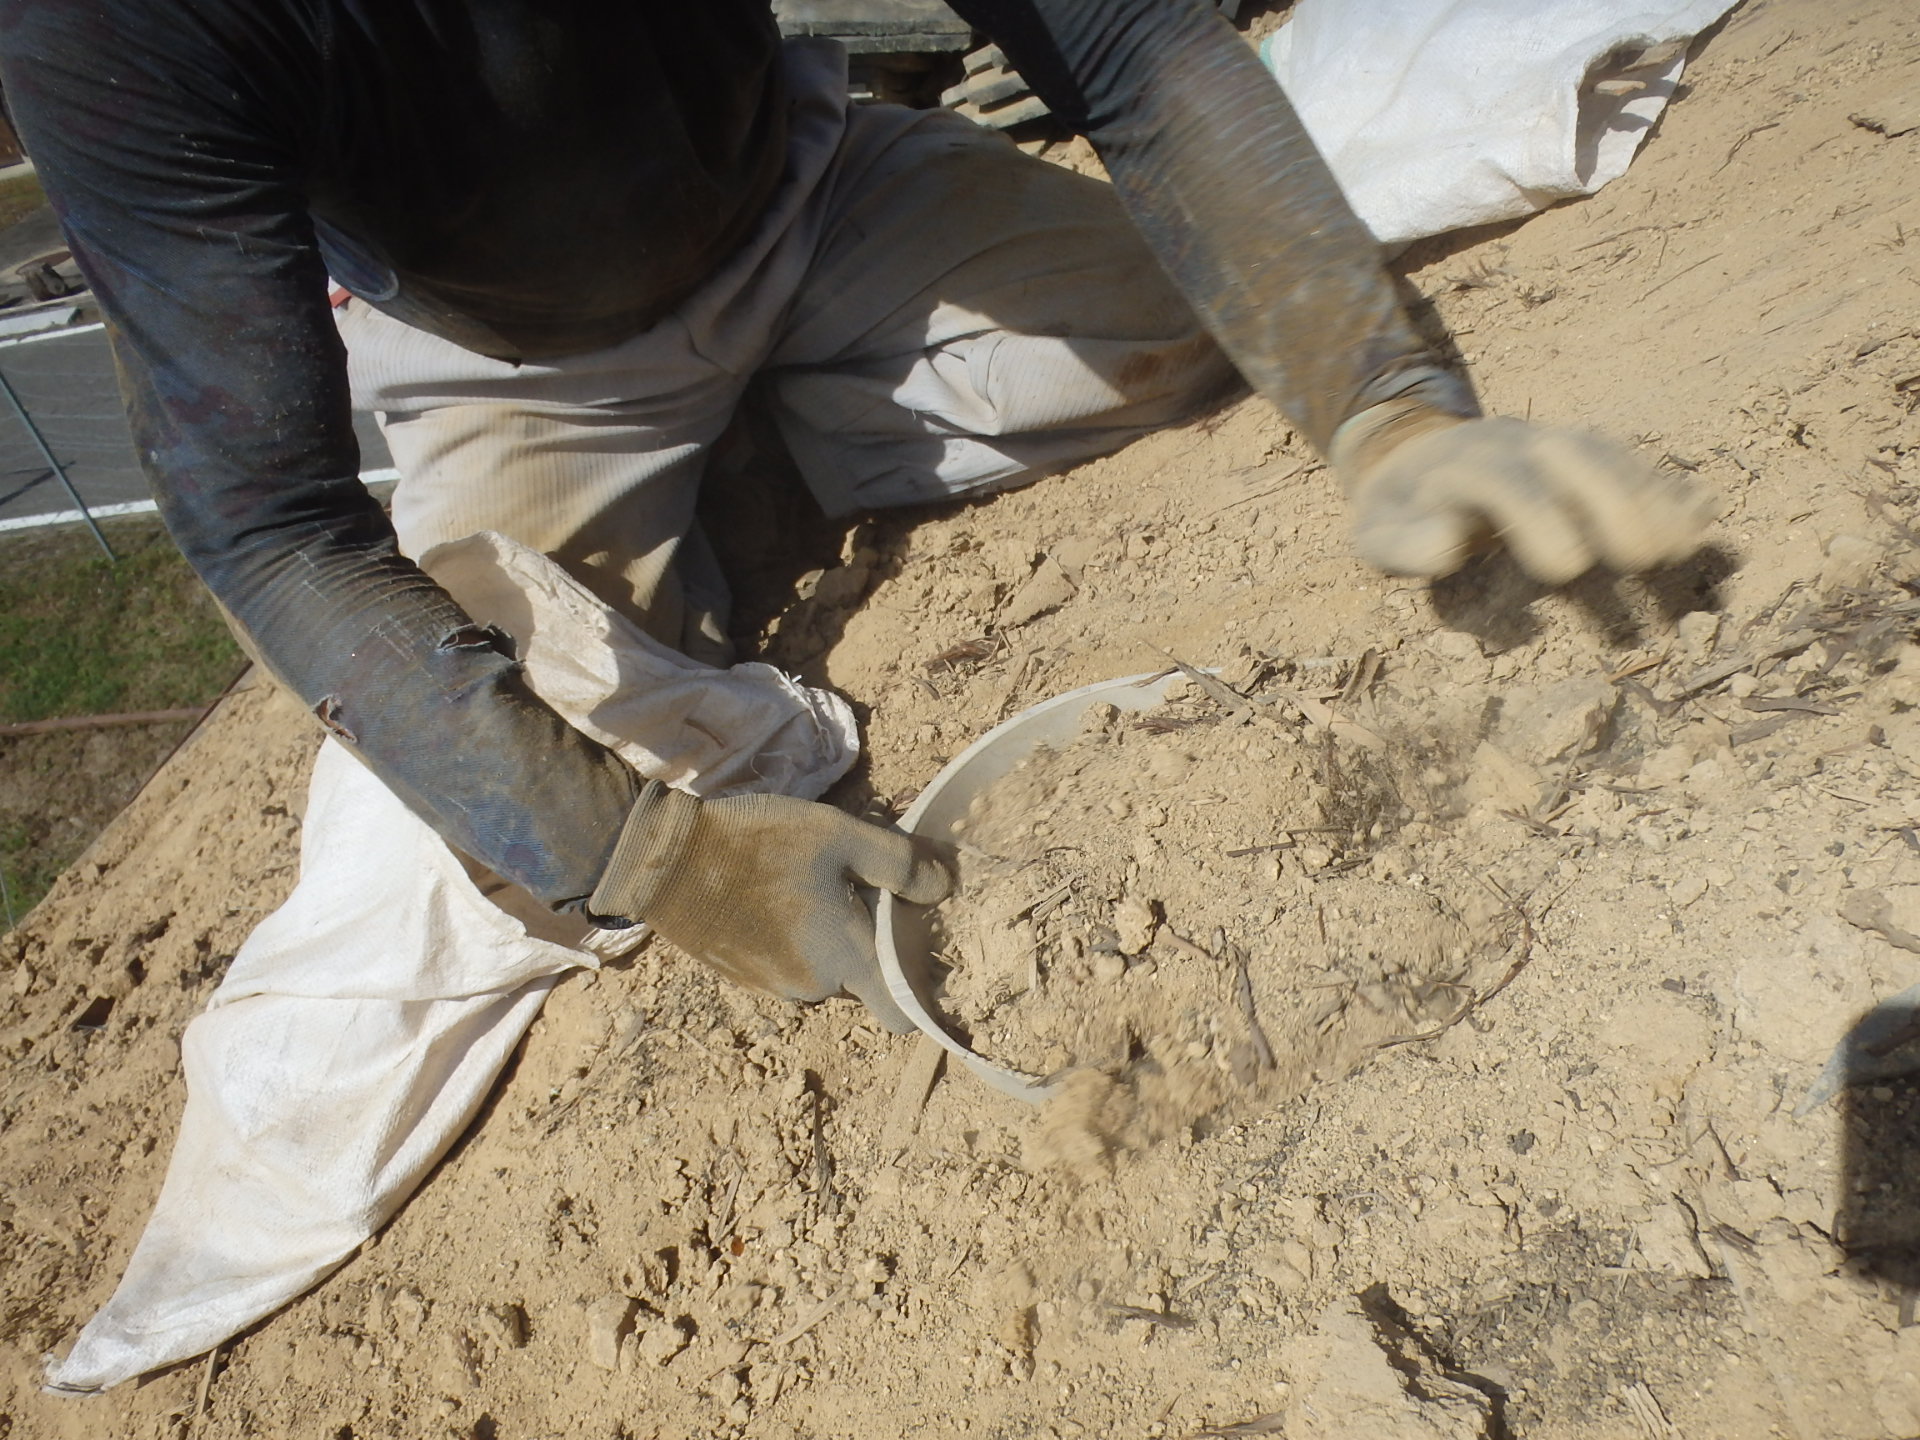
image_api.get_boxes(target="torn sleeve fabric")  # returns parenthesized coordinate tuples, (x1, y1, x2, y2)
(946, 0, 1480, 450)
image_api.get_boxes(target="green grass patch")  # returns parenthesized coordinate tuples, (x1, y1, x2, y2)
(1, 516, 243, 923)
(0, 516, 243, 724)
(0, 172, 48, 234)
(1, 815, 68, 927)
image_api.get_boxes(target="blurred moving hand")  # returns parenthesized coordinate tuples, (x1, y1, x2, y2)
(1333, 402, 1717, 584)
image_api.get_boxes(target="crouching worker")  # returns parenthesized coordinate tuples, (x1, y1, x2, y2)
(0, 0, 1710, 1392)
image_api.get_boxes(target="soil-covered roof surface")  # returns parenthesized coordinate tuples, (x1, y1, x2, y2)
(6, 2, 1920, 1435)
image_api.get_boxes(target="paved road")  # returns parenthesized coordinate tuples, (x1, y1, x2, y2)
(0, 323, 393, 529)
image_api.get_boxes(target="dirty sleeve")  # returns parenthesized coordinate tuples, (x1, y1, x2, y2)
(0, 3, 639, 909)
(949, 0, 1481, 450)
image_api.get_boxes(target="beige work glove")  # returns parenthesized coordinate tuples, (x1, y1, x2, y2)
(1331, 401, 1716, 584)
(588, 781, 952, 1032)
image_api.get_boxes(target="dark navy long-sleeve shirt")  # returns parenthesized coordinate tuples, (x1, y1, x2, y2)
(0, 0, 1471, 911)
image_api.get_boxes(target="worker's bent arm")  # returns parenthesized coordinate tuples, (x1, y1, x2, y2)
(948, 0, 1480, 452)
(0, 3, 639, 909)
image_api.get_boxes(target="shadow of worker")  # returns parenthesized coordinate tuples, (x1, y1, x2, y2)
(1824, 984, 1920, 1300)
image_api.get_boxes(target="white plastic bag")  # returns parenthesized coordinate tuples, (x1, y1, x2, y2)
(48, 533, 859, 1393)
(1262, 0, 1740, 246)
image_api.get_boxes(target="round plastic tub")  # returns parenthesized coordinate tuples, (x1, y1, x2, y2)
(875, 669, 1181, 1103)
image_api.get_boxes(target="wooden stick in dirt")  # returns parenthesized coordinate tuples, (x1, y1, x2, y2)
(1669, 628, 1821, 699)
(1227, 938, 1276, 1073)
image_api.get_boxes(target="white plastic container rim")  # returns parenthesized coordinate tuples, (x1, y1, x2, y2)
(876, 669, 1182, 1103)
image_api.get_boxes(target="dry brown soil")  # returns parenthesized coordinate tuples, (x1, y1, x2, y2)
(5, 1, 1920, 1435)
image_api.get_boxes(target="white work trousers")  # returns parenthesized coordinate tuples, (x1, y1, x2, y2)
(338, 40, 1234, 662)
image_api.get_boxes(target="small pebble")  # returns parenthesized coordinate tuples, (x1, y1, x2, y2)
(585, 1295, 636, 1371)
(640, 1316, 693, 1367)
(1113, 894, 1159, 955)
(478, 1303, 528, 1349)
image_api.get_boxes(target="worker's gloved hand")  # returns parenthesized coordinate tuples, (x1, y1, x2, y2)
(588, 782, 952, 1033)
(1331, 401, 1716, 584)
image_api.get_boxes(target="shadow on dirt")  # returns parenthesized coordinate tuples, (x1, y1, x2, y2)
(1832, 995, 1920, 1302)
(1426, 542, 1739, 652)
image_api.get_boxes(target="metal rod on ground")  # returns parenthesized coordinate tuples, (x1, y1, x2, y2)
(0, 367, 113, 561)
(0, 706, 208, 738)
(0, 862, 15, 932)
